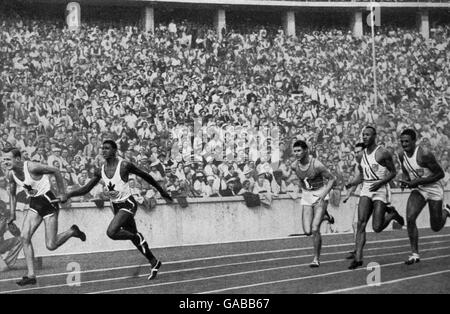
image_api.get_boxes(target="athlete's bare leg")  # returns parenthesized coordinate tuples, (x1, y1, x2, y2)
(302, 205, 313, 237)
(312, 201, 326, 264)
(107, 210, 159, 271)
(106, 210, 137, 241)
(20, 210, 42, 278)
(303, 203, 326, 266)
(406, 191, 427, 255)
(428, 199, 448, 232)
(352, 196, 374, 267)
(43, 212, 78, 251)
(372, 200, 398, 233)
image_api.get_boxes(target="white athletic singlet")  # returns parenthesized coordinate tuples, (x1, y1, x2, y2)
(11, 161, 51, 197)
(402, 147, 444, 201)
(101, 159, 132, 203)
(360, 146, 390, 203)
(360, 146, 387, 182)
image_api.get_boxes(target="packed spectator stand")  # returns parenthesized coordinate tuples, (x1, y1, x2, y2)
(0, 3, 449, 209)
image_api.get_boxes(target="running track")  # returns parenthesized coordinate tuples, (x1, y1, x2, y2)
(1, 228, 450, 294)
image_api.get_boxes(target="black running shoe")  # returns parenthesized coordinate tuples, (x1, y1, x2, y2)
(348, 260, 363, 270)
(346, 250, 356, 260)
(445, 205, 450, 217)
(405, 255, 420, 265)
(323, 210, 335, 224)
(71, 225, 86, 242)
(148, 260, 162, 280)
(17, 276, 37, 286)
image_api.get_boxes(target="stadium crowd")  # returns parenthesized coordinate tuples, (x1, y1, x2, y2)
(0, 7, 449, 207)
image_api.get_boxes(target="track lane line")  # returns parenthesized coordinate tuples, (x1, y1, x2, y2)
(89, 246, 450, 294)
(198, 252, 450, 294)
(320, 269, 450, 294)
(6, 239, 440, 294)
(2, 232, 449, 284)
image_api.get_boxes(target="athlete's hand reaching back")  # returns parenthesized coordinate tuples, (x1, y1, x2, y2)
(398, 179, 420, 189)
(369, 181, 385, 192)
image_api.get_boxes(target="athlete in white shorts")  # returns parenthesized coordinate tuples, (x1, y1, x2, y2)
(345, 127, 404, 269)
(291, 140, 335, 267)
(398, 129, 450, 265)
(343, 143, 364, 260)
(3, 148, 86, 286)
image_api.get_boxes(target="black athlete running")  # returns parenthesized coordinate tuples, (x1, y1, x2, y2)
(61, 140, 173, 280)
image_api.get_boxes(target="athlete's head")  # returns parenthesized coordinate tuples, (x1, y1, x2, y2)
(293, 140, 308, 161)
(2, 147, 22, 170)
(400, 129, 417, 153)
(362, 126, 377, 148)
(102, 140, 118, 159)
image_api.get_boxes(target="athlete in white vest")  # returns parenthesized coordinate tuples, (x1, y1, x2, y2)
(4, 147, 85, 286)
(345, 126, 404, 270)
(62, 140, 173, 280)
(398, 129, 450, 265)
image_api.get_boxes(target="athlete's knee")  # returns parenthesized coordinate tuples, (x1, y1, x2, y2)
(430, 221, 443, 232)
(46, 239, 58, 251)
(356, 220, 367, 232)
(311, 228, 320, 237)
(372, 224, 383, 233)
(406, 215, 417, 227)
(106, 227, 119, 240)
(20, 234, 32, 245)
(372, 219, 384, 233)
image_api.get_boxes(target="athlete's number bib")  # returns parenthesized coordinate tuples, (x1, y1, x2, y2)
(303, 178, 313, 190)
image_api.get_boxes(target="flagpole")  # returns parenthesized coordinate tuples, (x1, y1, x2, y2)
(371, 5, 378, 109)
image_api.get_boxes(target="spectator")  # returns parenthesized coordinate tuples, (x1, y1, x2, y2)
(47, 147, 64, 170)
(0, 7, 448, 200)
(220, 176, 238, 197)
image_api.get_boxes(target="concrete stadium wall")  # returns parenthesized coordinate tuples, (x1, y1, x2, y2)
(8, 190, 450, 258)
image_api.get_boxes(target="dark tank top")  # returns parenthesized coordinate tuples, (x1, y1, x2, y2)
(292, 157, 325, 191)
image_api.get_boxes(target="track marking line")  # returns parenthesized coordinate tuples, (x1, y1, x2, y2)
(3, 239, 449, 294)
(320, 269, 450, 294)
(89, 246, 450, 294)
(3, 233, 449, 284)
(198, 253, 450, 294)
(4, 239, 444, 294)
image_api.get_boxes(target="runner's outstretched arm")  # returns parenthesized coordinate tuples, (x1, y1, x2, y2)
(61, 170, 102, 202)
(127, 163, 173, 203)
